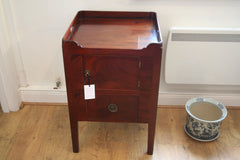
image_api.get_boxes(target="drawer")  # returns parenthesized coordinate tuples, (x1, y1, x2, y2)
(86, 95, 138, 122)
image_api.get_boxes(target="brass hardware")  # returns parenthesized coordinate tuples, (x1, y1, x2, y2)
(85, 70, 91, 77)
(139, 60, 142, 69)
(138, 80, 141, 87)
(108, 104, 118, 112)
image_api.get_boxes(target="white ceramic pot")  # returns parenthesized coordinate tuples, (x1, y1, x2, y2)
(185, 97, 227, 141)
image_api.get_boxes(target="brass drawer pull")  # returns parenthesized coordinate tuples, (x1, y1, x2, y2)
(108, 104, 118, 112)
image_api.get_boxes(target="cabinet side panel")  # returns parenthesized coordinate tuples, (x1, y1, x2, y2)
(63, 42, 86, 120)
(138, 44, 162, 123)
(140, 57, 154, 90)
(138, 93, 151, 123)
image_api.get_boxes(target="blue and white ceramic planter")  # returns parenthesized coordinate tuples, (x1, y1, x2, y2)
(185, 97, 227, 141)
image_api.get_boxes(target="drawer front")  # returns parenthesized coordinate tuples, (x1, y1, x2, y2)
(86, 95, 138, 122)
(84, 56, 139, 90)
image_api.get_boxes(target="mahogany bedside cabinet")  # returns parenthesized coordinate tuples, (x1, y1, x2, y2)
(62, 11, 162, 155)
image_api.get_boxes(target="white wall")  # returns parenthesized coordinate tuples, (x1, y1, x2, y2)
(6, 0, 240, 105)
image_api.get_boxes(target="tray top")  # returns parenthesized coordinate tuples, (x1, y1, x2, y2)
(66, 11, 161, 50)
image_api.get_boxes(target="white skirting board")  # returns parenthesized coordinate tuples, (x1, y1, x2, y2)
(19, 85, 240, 107)
(19, 85, 67, 103)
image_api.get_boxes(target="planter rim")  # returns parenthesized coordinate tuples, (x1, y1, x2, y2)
(185, 97, 227, 123)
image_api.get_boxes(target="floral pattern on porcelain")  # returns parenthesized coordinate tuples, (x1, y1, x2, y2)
(185, 97, 227, 141)
(186, 114, 221, 140)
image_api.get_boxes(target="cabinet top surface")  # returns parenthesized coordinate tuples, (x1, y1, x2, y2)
(64, 11, 161, 50)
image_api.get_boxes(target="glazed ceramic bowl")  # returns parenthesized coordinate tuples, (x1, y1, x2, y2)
(185, 97, 227, 141)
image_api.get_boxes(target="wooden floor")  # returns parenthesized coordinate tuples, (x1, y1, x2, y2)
(0, 105, 240, 160)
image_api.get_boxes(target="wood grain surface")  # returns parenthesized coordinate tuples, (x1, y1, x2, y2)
(0, 105, 239, 160)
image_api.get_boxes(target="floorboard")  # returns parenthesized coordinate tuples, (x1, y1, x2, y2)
(0, 105, 239, 160)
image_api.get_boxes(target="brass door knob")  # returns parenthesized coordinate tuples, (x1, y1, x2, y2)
(108, 104, 118, 112)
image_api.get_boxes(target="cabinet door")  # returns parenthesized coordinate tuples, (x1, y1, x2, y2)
(84, 56, 139, 90)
